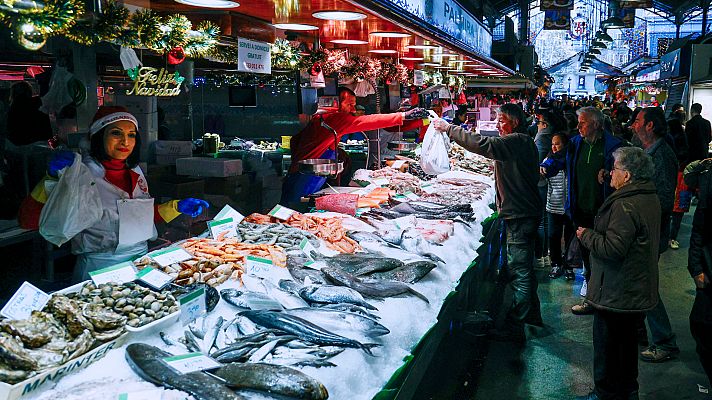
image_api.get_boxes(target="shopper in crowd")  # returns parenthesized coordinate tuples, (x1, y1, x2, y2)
(668, 104, 690, 250)
(683, 157, 712, 387)
(541, 133, 574, 279)
(18, 106, 209, 281)
(452, 105, 469, 127)
(630, 106, 680, 363)
(575, 146, 660, 400)
(686, 103, 712, 163)
(432, 103, 543, 342)
(6, 81, 52, 147)
(283, 87, 428, 203)
(541, 106, 623, 315)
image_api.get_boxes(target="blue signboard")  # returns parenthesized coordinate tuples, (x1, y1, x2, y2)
(660, 49, 681, 79)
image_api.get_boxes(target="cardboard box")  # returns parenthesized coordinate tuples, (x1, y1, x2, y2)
(147, 175, 204, 199)
(153, 140, 193, 156)
(0, 336, 126, 400)
(176, 158, 243, 178)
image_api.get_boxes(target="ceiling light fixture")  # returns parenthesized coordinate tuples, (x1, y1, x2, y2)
(589, 48, 602, 55)
(368, 49, 398, 54)
(401, 56, 425, 60)
(601, 16, 625, 29)
(273, 23, 319, 30)
(312, 10, 367, 21)
(330, 39, 368, 45)
(370, 31, 410, 38)
(591, 40, 607, 49)
(596, 31, 614, 42)
(175, 0, 239, 8)
(421, 62, 440, 66)
(406, 44, 439, 50)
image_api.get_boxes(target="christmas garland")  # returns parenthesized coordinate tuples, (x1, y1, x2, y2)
(0, 0, 83, 49)
(340, 54, 380, 82)
(379, 58, 409, 84)
(271, 38, 301, 70)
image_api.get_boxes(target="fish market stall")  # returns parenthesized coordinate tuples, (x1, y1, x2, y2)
(3, 165, 496, 400)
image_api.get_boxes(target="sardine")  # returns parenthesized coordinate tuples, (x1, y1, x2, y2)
(240, 310, 380, 356)
(246, 338, 281, 363)
(284, 307, 390, 337)
(220, 289, 283, 311)
(366, 260, 437, 283)
(202, 316, 224, 354)
(322, 266, 429, 303)
(125, 343, 245, 400)
(215, 362, 328, 400)
(215, 346, 253, 363)
(184, 329, 201, 353)
(298, 285, 378, 310)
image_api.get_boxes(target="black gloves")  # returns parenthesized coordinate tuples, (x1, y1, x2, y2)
(403, 108, 429, 120)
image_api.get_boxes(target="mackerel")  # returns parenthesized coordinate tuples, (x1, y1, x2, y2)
(322, 266, 429, 304)
(298, 285, 378, 310)
(284, 307, 390, 337)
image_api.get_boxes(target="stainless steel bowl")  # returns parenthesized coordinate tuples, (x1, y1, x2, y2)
(298, 158, 344, 176)
(387, 141, 418, 152)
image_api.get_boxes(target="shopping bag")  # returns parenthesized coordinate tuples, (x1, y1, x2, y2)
(39, 153, 102, 246)
(419, 123, 451, 175)
(565, 236, 583, 269)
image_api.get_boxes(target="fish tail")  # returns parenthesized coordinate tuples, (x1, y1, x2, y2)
(424, 253, 445, 264)
(408, 287, 430, 304)
(360, 343, 381, 356)
(359, 301, 379, 311)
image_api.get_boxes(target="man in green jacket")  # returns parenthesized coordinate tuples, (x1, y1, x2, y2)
(433, 103, 542, 342)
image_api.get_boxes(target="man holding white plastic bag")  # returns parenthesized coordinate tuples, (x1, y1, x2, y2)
(432, 103, 543, 342)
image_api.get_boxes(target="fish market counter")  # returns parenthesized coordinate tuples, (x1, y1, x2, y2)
(17, 173, 496, 400)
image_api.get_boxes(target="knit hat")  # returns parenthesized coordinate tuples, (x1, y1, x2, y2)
(89, 106, 138, 136)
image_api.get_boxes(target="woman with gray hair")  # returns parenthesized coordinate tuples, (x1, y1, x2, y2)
(574, 146, 660, 400)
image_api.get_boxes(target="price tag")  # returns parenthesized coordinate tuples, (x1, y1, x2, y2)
(215, 204, 245, 224)
(353, 183, 378, 196)
(0, 282, 50, 320)
(268, 204, 296, 220)
(373, 178, 390, 186)
(391, 160, 406, 169)
(208, 217, 237, 239)
(150, 247, 193, 267)
(393, 215, 417, 230)
(179, 287, 206, 325)
(136, 267, 174, 291)
(299, 238, 318, 261)
(245, 255, 291, 283)
(89, 262, 137, 285)
(303, 261, 325, 270)
(421, 183, 437, 194)
(162, 352, 221, 374)
(117, 389, 165, 400)
(404, 191, 419, 201)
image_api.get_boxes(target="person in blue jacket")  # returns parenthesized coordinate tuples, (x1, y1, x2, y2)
(541, 106, 623, 315)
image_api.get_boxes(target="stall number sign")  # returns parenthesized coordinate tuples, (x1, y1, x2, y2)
(245, 255, 291, 282)
(238, 38, 271, 74)
(208, 217, 237, 239)
(89, 262, 137, 285)
(163, 352, 221, 374)
(1, 281, 50, 320)
(179, 287, 206, 325)
(268, 204, 296, 220)
(136, 267, 174, 291)
(126, 67, 183, 97)
(150, 246, 193, 267)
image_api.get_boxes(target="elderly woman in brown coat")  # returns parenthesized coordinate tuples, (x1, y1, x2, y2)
(575, 146, 660, 400)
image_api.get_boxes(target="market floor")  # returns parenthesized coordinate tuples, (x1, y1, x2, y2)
(452, 209, 710, 400)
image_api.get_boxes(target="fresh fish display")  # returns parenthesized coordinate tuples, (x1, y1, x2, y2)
(215, 362, 329, 400)
(221, 289, 283, 311)
(323, 253, 404, 276)
(317, 303, 381, 320)
(235, 222, 320, 252)
(366, 260, 437, 283)
(418, 178, 490, 207)
(261, 279, 309, 309)
(202, 316, 224, 354)
(321, 267, 429, 304)
(298, 285, 378, 310)
(283, 308, 389, 337)
(240, 310, 380, 355)
(449, 143, 495, 178)
(287, 255, 327, 285)
(125, 343, 245, 400)
(171, 282, 221, 312)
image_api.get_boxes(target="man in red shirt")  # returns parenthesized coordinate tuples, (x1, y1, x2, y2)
(282, 87, 428, 203)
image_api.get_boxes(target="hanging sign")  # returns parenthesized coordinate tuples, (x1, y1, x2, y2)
(126, 67, 183, 97)
(238, 38, 271, 74)
(570, 16, 587, 39)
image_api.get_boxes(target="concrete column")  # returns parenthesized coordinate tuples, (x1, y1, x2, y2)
(518, 0, 529, 45)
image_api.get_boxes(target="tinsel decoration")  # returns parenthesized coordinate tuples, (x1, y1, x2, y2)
(300, 47, 345, 76)
(340, 54, 380, 82)
(184, 21, 219, 58)
(379, 59, 409, 84)
(271, 38, 301, 70)
(64, 0, 128, 45)
(0, 0, 83, 49)
(208, 45, 238, 63)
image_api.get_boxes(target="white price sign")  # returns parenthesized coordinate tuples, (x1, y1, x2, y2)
(391, 160, 407, 169)
(374, 178, 390, 186)
(421, 183, 437, 194)
(117, 390, 165, 400)
(89, 262, 137, 285)
(179, 287, 206, 325)
(245, 255, 291, 283)
(163, 352, 221, 374)
(404, 191, 419, 201)
(0, 282, 50, 320)
(237, 37, 271, 74)
(393, 215, 417, 230)
(214, 205, 245, 224)
(135, 267, 174, 290)
(268, 204, 296, 220)
(208, 217, 237, 239)
(299, 238, 318, 261)
(353, 183, 378, 196)
(149, 247, 193, 267)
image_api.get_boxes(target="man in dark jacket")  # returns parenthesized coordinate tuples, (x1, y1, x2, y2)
(684, 157, 712, 387)
(576, 147, 660, 400)
(686, 103, 711, 163)
(433, 103, 542, 341)
(631, 106, 680, 363)
(541, 107, 623, 315)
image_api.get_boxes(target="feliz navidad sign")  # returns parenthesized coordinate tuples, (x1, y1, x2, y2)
(126, 67, 184, 97)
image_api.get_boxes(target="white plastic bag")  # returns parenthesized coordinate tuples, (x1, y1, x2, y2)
(420, 122, 451, 175)
(39, 153, 102, 246)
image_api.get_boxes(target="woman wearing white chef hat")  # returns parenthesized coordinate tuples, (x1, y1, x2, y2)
(19, 106, 209, 281)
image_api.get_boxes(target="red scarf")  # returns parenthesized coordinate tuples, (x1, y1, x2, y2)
(101, 158, 134, 196)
